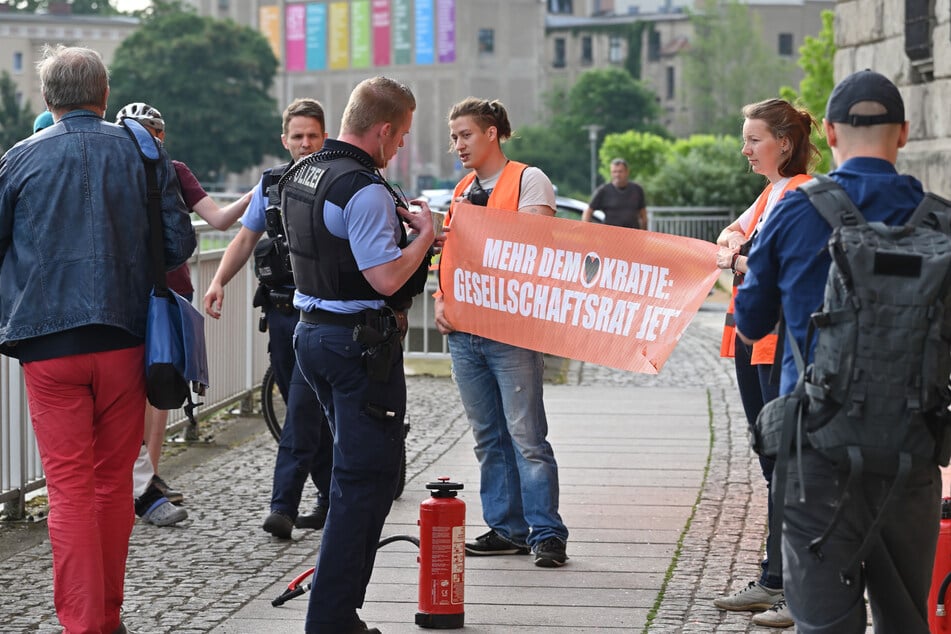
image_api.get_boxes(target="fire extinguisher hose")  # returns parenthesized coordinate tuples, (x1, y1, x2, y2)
(271, 534, 421, 607)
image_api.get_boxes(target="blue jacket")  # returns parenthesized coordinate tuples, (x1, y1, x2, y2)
(734, 157, 924, 394)
(0, 109, 196, 358)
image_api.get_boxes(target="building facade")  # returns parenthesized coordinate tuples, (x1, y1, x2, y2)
(833, 0, 951, 196)
(0, 12, 138, 118)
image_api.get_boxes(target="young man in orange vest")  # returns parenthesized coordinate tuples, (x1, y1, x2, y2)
(434, 97, 570, 568)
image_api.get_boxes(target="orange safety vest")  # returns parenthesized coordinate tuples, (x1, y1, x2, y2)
(720, 174, 811, 363)
(435, 161, 529, 300)
(447, 160, 528, 223)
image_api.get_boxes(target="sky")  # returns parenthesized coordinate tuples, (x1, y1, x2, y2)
(113, 0, 151, 12)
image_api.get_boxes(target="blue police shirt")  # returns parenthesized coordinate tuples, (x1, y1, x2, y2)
(734, 157, 924, 394)
(293, 181, 404, 314)
(240, 176, 267, 233)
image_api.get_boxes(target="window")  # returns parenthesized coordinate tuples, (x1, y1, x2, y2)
(666, 66, 675, 100)
(608, 35, 623, 63)
(218, 0, 229, 10)
(553, 37, 566, 68)
(778, 33, 794, 57)
(647, 29, 661, 61)
(581, 36, 593, 65)
(478, 28, 495, 55)
(905, 0, 934, 81)
(12, 51, 23, 74)
(548, 0, 573, 13)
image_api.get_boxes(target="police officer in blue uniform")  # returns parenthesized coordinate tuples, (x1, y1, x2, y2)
(281, 77, 434, 634)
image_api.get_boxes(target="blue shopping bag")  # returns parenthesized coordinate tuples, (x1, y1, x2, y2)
(145, 288, 209, 410)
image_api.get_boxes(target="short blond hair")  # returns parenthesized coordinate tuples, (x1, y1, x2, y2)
(340, 76, 415, 136)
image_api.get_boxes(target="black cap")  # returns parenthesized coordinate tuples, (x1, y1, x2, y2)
(826, 69, 905, 126)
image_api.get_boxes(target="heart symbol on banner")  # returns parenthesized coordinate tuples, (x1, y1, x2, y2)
(583, 253, 601, 287)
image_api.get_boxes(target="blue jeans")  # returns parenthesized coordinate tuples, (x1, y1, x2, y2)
(448, 332, 567, 548)
(266, 307, 331, 517)
(295, 321, 404, 632)
(733, 335, 781, 589)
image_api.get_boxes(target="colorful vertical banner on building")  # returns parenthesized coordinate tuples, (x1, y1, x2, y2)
(351, 0, 371, 68)
(415, 0, 434, 65)
(306, 3, 328, 71)
(436, 0, 455, 63)
(393, 0, 412, 65)
(259, 6, 281, 62)
(371, 0, 392, 67)
(285, 4, 307, 72)
(329, 1, 351, 70)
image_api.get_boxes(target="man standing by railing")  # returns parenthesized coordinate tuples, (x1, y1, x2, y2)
(203, 98, 334, 539)
(0, 45, 195, 634)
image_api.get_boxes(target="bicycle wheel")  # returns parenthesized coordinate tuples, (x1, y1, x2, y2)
(261, 365, 286, 443)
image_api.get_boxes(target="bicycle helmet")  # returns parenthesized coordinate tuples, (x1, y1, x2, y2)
(115, 102, 165, 133)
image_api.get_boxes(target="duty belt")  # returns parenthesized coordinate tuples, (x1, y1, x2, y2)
(300, 307, 393, 329)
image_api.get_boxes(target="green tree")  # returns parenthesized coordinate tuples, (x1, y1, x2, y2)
(780, 10, 835, 172)
(598, 130, 670, 183)
(642, 135, 763, 207)
(507, 68, 665, 198)
(558, 68, 662, 138)
(685, 0, 795, 135)
(0, 71, 36, 153)
(108, 0, 283, 181)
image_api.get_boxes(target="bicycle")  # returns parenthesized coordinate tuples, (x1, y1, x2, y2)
(260, 365, 408, 499)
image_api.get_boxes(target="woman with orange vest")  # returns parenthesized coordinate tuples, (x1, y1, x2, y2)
(712, 98, 820, 628)
(433, 97, 570, 569)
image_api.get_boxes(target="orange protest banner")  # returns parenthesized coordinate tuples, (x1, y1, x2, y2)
(438, 203, 720, 374)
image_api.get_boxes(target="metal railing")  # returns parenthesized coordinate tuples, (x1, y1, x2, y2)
(0, 205, 732, 517)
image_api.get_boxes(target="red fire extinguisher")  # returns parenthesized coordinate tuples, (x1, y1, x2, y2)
(930, 498, 951, 633)
(416, 477, 465, 629)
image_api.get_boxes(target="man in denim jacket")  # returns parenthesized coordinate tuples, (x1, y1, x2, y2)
(0, 45, 194, 634)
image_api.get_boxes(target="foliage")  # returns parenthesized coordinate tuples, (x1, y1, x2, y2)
(0, 71, 36, 153)
(780, 10, 835, 173)
(108, 0, 283, 181)
(2, 0, 119, 14)
(598, 130, 670, 183)
(684, 0, 795, 135)
(642, 135, 764, 208)
(506, 68, 664, 198)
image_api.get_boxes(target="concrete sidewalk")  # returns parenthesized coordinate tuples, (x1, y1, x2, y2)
(213, 385, 711, 633)
(3, 304, 805, 633)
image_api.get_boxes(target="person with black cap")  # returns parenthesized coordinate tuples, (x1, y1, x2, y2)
(733, 69, 940, 632)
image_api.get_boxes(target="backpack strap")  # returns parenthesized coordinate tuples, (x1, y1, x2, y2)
(909, 192, 951, 231)
(119, 118, 166, 297)
(763, 321, 807, 582)
(798, 174, 865, 229)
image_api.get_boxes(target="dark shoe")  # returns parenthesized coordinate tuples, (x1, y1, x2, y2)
(151, 474, 184, 505)
(348, 619, 381, 633)
(465, 529, 529, 556)
(263, 511, 293, 539)
(295, 504, 328, 530)
(533, 537, 568, 568)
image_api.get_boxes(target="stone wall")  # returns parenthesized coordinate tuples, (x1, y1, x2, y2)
(834, 0, 951, 196)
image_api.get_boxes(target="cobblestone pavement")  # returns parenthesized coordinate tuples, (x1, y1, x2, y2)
(0, 303, 787, 633)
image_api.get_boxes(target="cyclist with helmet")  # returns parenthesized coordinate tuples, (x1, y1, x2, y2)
(116, 101, 253, 521)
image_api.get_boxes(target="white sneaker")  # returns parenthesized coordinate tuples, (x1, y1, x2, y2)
(142, 498, 187, 526)
(752, 598, 794, 628)
(713, 580, 783, 612)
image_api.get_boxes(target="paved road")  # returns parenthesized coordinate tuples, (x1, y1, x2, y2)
(1, 302, 797, 633)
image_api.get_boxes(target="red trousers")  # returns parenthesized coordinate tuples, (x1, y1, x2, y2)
(23, 346, 146, 634)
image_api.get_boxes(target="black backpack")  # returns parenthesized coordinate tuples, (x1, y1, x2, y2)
(753, 175, 951, 585)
